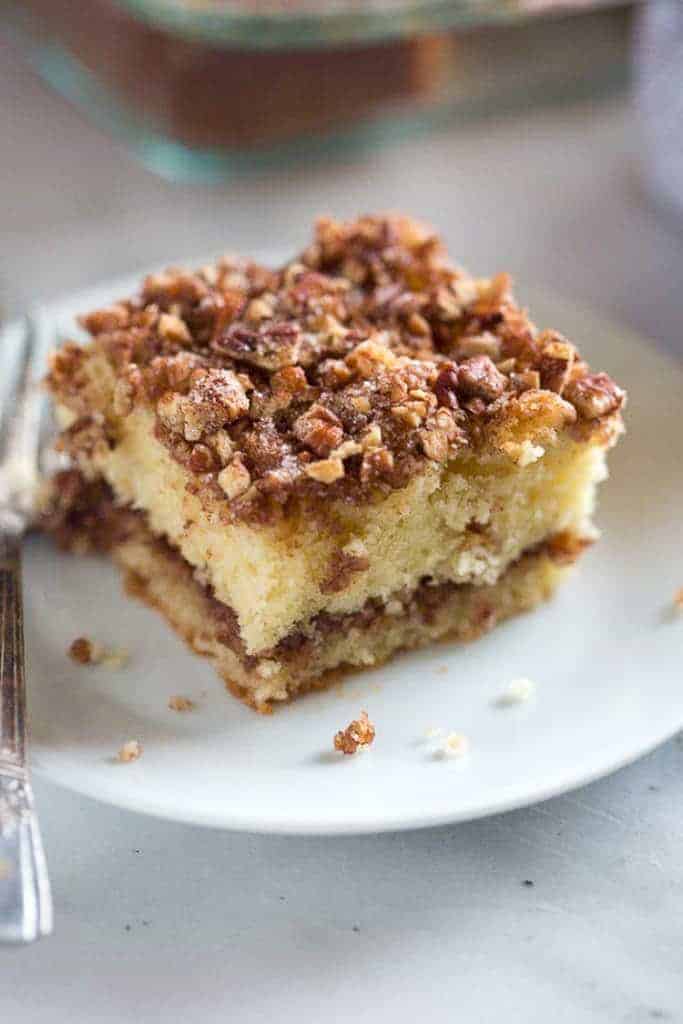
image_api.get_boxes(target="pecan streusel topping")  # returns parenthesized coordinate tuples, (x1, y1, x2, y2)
(47, 215, 625, 522)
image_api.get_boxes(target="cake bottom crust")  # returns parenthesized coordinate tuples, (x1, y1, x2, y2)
(106, 521, 577, 712)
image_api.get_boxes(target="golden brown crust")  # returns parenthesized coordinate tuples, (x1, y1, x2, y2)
(46, 214, 625, 523)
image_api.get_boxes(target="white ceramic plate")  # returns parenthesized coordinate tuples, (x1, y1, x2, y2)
(15, 274, 683, 834)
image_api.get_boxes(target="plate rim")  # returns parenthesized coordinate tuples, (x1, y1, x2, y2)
(30, 722, 678, 834)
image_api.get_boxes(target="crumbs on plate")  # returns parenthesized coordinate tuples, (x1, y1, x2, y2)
(69, 636, 129, 669)
(497, 677, 536, 706)
(117, 740, 142, 763)
(334, 710, 375, 755)
(168, 695, 195, 712)
(438, 732, 470, 759)
(423, 727, 469, 760)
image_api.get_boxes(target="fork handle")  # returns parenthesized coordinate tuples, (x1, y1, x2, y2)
(0, 532, 52, 941)
(0, 770, 52, 941)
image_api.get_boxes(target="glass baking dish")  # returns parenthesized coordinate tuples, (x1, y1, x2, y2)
(3, 0, 634, 181)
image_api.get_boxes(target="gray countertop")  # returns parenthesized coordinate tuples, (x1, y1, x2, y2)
(1, 32, 682, 1022)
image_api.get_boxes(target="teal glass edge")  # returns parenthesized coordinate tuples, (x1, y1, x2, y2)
(119, 0, 628, 51)
(3, 5, 630, 183)
(117, 0, 546, 50)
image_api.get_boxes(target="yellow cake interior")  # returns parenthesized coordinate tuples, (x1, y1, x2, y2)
(109, 512, 574, 709)
(58, 369, 607, 656)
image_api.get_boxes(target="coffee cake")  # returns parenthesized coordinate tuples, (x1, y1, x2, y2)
(45, 214, 625, 709)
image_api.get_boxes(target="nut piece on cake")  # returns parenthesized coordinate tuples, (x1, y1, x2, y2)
(44, 214, 625, 711)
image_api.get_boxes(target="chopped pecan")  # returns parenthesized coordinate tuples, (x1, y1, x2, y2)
(345, 338, 397, 378)
(510, 369, 540, 392)
(351, 394, 371, 413)
(456, 332, 501, 361)
(457, 355, 507, 401)
(419, 427, 449, 462)
(427, 285, 464, 322)
(158, 312, 192, 345)
(391, 406, 423, 429)
(180, 369, 250, 440)
(245, 296, 275, 322)
(360, 447, 394, 483)
(188, 443, 217, 474)
(293, 403, 343, 457)
(189, 292, 237, 343)
(361, 423, 383, 450)
(471, 272, 512, 318)
(211, 429, 235, 465)
(217, 454, 251, 499)
(434, 365, 460, 410)
(419, 408, 459, 462)
(565, 373, 625, 419)
(332, 439, 363, 460)
(272, 365, 307, 403)
(538, 332, 575, 396)
(212, 320, 301, 370)
(143, 352, 204, 400)
(141, 269, 208, 309)
(304, 457, 344, 484)
(318, 358, 353, 389)
(407, 312, 431, 337)
(79, 304, 130, 335)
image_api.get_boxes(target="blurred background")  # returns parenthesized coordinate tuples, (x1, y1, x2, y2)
(1, 0, 682, 348)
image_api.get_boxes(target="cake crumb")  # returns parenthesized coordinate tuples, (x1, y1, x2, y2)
(101, 648, 130, 670)
(69, 636, 103, 665)
(117, 740, 142, 763)
(437, 732, 470, 759)
(334, 710, 375, 755)
(424, 726, 444, 739)
(168, 695, 195, 712)
(674, 589, 683, 611)
(497, 677, 536, 705)
(69, 636, 129, 668)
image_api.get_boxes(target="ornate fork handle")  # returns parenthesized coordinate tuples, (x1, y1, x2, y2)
(0, 531, 52, 941)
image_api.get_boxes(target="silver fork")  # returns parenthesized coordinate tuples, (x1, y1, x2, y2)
(0, 315, 53, 942)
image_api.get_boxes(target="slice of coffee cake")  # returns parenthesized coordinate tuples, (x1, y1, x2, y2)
(45, 215, 624, 710)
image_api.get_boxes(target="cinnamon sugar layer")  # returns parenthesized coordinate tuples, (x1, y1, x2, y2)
(108, 520, 578, 711)
(41, 471, 589, 679)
